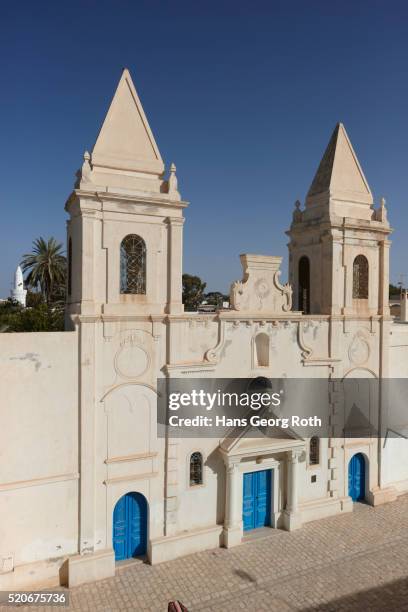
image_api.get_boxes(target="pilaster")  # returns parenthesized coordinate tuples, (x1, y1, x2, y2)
(166, 217, 184, 315)
(283, 449, 303, 530)
(78, 320, 97, 555)
(222, 460, 243, 547)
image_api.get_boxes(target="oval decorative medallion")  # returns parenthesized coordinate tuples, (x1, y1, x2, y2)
(114, 343, 150, 379)
(348, 333, 370, 366)
(255, 278, 270, 299)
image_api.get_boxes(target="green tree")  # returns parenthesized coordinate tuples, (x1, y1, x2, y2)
(182, 274, 207, 311)
(389, 283, 402, 297)
(26, 289, 44, 308)
(0, 299, 64, 333)
(204, 291, 229, 308)
(21, 237, 66, 304)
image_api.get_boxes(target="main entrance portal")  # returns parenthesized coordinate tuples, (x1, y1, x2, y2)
(242, 469, 272, 531)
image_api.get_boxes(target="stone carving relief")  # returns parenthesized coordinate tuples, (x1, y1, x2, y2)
(348, 332, 370, 366)
(230, 254, 292, 314)
(188, 317, 217, 357)
(114, 332, 151, 379)
(205, 320, 227, 363)
(297, 321, 314, 360)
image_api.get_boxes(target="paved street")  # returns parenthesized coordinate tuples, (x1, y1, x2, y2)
(6, 496, 408, 611)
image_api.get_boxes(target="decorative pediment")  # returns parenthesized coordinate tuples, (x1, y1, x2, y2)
(230, 254, 293, 314)
(219, 422, 304, 460)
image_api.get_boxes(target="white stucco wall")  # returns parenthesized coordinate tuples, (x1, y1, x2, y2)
(0, 331, 78, 567)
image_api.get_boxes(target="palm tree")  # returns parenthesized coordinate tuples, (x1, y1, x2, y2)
(21, 237, 66, 305)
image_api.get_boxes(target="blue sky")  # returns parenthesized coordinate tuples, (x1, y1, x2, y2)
(1, 0, 408, 296)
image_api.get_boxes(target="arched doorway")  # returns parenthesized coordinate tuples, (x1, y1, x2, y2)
(348, 453, 365, 502)
(112, 492, 148, 560)
(298, 256, 310, 314)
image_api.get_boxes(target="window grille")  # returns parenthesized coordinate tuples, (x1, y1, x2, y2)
(309, 436, 319, 465)
(353, 255, 368, 299)
(120, 235, 146, 294)
(189, 452, 203, 486)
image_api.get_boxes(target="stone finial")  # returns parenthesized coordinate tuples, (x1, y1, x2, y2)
(400, 289, 408, 322)
(168, 162, 180, 200)
(376, 196, 388, 222)
(293, 199, 302, 222)
(81, 151, 92, 183)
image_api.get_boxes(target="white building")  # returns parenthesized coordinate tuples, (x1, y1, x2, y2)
(10, 266, 27, 307)
(1, 68, 408, 590)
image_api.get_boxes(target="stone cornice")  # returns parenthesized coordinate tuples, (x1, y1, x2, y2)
(288, 216, 392, 237)
(70, 188, 189, 209)
(72, 312, 390, 325)
(72, 314, 168, 324)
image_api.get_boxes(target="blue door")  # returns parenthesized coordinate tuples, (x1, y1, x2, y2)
(348, 453, 365, 502)
(113, 492, 147, 560)
(243, 470, 272, 531)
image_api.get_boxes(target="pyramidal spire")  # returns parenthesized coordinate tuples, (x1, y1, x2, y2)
(91, 68, 164, 175)
(306, 123, 373, 206)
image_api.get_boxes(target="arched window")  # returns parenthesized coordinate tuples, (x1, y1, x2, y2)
(68, 237, 72, 296)
(255, 333, 270, 367)
(248, 377, 272, 407)
(189, 452, 203, 486)
(248, 377, 272, 393)
(298, 256, 310, 314)
(309, 436, 319, 465)
(120, 235, 146, 294)
(353, 255, 368, 299)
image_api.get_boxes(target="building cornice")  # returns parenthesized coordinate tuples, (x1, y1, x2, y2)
(66, 188, 188, 210)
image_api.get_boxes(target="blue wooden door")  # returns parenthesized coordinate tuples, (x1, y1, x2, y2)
(348, 453, 365, 502)
(243, 471, 256, 530)
(112, 494, 127, 560)
(128, 493, 147, 557)
(243, 470, 271, 531)
(113, 492, 147, 560)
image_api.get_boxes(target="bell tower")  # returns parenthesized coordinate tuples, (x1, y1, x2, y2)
(63, 70, 188, 571)
(65, 68, 187, 321)
(287, 123, 391, 316)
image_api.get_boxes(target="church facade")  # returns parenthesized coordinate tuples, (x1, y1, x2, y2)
(2, 69, 408, 589)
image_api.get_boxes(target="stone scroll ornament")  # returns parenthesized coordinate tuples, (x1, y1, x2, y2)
(230, 254, 292, 313)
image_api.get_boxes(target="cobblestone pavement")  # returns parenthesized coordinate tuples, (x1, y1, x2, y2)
(6, 496, 408, 611)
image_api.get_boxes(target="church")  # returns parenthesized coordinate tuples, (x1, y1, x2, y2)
(1, 68, 408, 590)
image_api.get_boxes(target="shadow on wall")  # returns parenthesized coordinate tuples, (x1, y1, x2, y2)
(205, 449, 225, 526)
